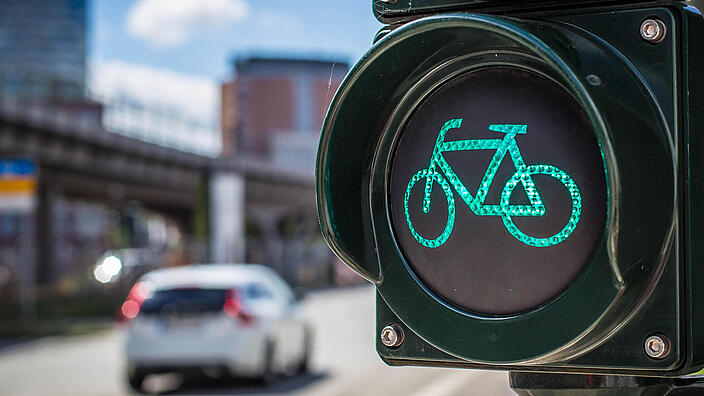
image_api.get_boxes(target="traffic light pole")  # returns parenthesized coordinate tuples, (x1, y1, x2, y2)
(510, 372, 704, 395)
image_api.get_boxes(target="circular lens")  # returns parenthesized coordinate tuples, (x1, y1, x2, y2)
(389, 67, 607, 315)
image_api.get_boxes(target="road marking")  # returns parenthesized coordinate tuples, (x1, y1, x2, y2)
(410, 370, 473, 396)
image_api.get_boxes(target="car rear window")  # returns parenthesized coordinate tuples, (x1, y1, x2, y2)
(139, 288, 227, 316)
(242, 282, 274, 300)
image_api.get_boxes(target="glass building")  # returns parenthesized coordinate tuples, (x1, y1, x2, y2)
(0, 0, 87, 102)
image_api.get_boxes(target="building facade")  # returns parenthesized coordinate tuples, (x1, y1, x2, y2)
(221, 57, 349, 171)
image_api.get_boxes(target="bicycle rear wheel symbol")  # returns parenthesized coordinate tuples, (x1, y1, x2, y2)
(403, 119, 582, 248)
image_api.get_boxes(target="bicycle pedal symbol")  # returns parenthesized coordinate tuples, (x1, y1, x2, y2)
(403, 119, 582, 248)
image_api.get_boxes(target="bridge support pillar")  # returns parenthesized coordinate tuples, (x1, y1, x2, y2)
(36, 181, 58, 285)
(209, 171, 245, 264)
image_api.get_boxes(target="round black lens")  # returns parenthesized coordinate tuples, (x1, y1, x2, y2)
(389, 67, 607, 315)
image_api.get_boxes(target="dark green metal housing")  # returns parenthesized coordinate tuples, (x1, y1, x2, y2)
(372, 0, 652, 23)
(316, 1, 704, 376)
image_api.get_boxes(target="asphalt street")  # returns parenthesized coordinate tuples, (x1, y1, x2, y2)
(0, 285, 514, 395)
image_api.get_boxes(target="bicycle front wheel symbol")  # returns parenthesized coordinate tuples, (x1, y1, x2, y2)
(500, 165, 582, 247)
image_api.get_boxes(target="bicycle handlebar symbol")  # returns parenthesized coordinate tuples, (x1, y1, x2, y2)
(403, 119, 582, 248)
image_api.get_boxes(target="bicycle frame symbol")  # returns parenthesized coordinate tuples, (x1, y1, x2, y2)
(403, 119, 582, 248)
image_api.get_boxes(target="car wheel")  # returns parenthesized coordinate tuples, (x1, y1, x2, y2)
(297, 328, 312, 374)
(258, 340, 277, 385)
(127, 366, 147, 392)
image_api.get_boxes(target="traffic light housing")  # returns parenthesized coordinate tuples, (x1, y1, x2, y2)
(317, 0, 704, 376)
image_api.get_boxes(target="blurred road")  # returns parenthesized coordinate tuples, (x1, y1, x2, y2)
(0, 285, 514, 395)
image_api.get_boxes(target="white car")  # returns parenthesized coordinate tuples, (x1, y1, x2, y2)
(123, 263, 310, 391)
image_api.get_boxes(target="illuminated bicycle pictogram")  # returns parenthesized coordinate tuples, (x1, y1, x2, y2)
(403, 119, 582, 248)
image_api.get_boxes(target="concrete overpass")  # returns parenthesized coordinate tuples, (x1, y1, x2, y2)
(0, 100, 319, 285)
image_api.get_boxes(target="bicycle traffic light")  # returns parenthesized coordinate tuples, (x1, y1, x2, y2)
(317, 0, 704, 377)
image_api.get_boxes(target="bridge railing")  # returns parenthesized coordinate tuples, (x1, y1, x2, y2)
(89, 91, 221, 157)
(0, 66, 221, 157)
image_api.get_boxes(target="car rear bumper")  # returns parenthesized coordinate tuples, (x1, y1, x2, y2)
(126, 328, 266, 376)
(129, 363, 231, 376)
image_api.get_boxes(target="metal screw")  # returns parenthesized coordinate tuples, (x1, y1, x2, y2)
(644, 334, 670, 359)
(640, 19, 667, 44)
(381, 325, 404, 347)
(586, 74, 602, 86)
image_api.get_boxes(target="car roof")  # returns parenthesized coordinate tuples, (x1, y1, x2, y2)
(140, 263, 280, 291)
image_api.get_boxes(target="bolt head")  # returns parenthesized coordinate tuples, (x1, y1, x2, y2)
(640, 19, 667, 44)
(644, 334, 670, 359)
(381, 325, 404, 347)
(586, 74, 602, 86)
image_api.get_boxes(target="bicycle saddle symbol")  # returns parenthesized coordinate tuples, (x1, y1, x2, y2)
(403, 119, 582, 248)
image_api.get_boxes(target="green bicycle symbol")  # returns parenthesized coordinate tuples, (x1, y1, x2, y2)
(403, 119, 582, 248)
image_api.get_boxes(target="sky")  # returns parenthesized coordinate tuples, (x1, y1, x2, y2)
(88, 0, 382, 131)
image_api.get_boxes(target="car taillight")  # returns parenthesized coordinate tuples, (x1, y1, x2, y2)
(223, 289, 255, 325)
(120, 281, 151, 321)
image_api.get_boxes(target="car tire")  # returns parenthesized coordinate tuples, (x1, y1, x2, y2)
(127, 366, 147, 392)
(258, 340, 277, 385)
(297, 327, 312, 374)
